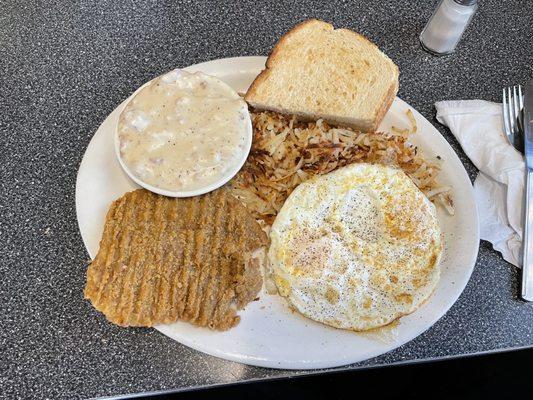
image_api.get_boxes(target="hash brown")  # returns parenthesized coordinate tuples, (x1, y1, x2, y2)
(84, 188, 268, 330)
(230, 110, 453, 225)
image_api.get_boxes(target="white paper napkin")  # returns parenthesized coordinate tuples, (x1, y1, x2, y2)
(435, 100, 524, 267)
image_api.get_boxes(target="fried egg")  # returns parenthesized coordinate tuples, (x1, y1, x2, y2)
(268, 163, 443, 331)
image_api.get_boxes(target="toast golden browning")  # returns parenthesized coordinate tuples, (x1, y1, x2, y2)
(245, 19, 399, 132)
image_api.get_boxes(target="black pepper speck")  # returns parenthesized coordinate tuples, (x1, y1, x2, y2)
(1, 1, 533, 399)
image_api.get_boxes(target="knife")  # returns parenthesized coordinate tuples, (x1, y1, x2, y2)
(522, 80, 533, 301)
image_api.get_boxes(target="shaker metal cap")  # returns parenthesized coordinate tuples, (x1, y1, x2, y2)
(453, 0, 477, 5)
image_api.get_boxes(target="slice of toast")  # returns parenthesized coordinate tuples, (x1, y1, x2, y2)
(245, 19, 399, 132)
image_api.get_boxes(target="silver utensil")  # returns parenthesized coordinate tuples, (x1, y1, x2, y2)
(502, 85, 524, 152)
(502, 83, 533, 301)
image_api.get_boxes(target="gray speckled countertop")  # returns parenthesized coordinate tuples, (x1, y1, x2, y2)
(1, 0, 533, 399)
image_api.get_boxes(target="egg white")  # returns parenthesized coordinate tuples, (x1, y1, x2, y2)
(268, 163, 443, 331)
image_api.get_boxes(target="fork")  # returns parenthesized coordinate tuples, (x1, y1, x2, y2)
(502, 85, 524, 152)
(502, 84, 533, 301)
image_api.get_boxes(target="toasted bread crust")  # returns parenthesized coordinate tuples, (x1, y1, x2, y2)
(336, 26, 400, 128)
(246, 19, 325, 104)
(372, 75, 399, 131)
(245, 19, 399, 132)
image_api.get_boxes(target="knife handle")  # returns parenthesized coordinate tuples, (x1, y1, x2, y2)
(522, 169, 533, 301)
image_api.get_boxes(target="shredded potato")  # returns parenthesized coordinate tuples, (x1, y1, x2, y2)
(229, 110, 454, 224)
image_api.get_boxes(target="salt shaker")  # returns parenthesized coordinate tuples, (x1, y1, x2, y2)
(420, 0, 478, 55)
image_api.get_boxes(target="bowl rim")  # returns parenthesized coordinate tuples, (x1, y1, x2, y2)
(113, 72, 253, 198)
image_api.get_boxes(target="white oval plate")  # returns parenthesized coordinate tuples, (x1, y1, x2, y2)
(76, 56, 479, 370)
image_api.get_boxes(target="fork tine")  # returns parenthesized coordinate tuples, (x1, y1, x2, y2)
(502, 88, 511, 137)
(509, 86, 517, 134)
(519, 84, 524, 110)
(508, 86, 516, 134)
(513, 86, 521, 134)
(518, 84, 525, 134)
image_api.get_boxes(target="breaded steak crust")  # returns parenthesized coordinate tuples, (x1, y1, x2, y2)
(84, 188, 268, 330)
